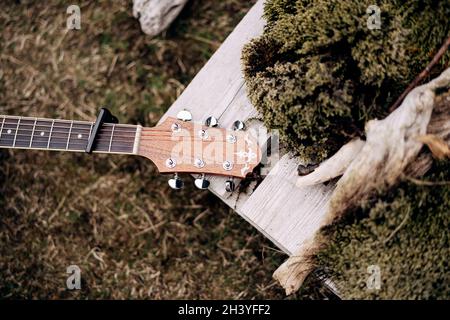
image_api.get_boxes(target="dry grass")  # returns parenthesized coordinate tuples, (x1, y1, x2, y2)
(0, 0, 325, 299)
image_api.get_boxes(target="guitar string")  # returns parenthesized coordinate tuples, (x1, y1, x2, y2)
(0, 128, 239, 141)
(0, 119, 226, 133)
(1, 121, 240, 147)
(0, 137, 136, 147)
(0, 130, 233, 139)
(1, 141, 247, 165)
(0, 128, 232, 140)
(0, 117, 137, 128)
(0, 118, 231, 130)
(0, 121, 231, 138)
(1, 138, 234, 145)
(0, 121, 135, 131)
(0, 143, 134, 151)
(0, 126, 137, 138)
(0, 126, 136, 134)
(0, 125, 215, 135)
(0, 126, 200, 137)
(0, 139, 248, 168)
(3, 132, 136, 141)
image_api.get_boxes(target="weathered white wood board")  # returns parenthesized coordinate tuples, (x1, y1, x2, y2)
(161, 0, 335, 256)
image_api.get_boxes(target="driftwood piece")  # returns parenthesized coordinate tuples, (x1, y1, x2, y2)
(274, 67, 450, 295)
(133, 0, 188, 37)
(330, 67, 450, 217)
(295, 138, 365, 187)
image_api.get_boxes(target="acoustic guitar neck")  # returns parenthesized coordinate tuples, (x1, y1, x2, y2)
(0, 115, 141, 155)
(0, 112, 262, 189)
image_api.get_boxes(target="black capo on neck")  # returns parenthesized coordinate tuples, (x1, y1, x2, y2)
(85, 108, 119, 154)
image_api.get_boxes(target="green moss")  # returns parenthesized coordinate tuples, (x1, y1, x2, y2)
(242, 0, 450, 163)
(315, 160, 450, 299)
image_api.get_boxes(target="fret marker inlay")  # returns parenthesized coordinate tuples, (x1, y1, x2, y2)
(7, 129, 12, 134)
(40, 131, 45, 136)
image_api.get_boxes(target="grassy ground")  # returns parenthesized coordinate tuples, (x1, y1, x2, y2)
(0, 0, 325, 299)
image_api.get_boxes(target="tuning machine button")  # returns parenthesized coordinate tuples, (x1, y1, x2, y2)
(205, 116, 218, 127)
(194, 158, 205, 168)
(225, 179, 235, 192)
(171, 122, 181, 133)
(168, 173, 184, 190)
(223, 161, 233, 171)
(232, 120, 245, 131)
(165, 158, 177, 169)
(177, 109, 192, 122)
(194, 174, 210, 190)
(198, 129, 209, 140)
(226, 134, 237, 144)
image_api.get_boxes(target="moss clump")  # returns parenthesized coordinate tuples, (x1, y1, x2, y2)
(315, 160, 450, 299)
(242, 0, 450, 163)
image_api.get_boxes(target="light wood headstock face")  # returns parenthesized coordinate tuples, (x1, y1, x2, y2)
(137, 117, 261, 178)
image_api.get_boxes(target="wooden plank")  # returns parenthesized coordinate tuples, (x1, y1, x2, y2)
(240, 156, 335, 255)
(161, 0, 335, 257)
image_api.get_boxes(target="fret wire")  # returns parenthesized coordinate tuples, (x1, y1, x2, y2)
(29, 118, 37, 148)
(12, 117, 21, 147)
(66, 121, 73, 150)
(108, 124, 115, 152)
(47, 120, 55, 149)
(88, 123, 94, 142)
(0, 117, 5, 139)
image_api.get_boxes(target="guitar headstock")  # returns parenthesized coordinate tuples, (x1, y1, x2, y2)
(137, 111, 261, 191)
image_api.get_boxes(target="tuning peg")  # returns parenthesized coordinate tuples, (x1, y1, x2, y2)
(177, 109, 192, 122)
(194, 174, 210, 190)
(225, 179, 236, 192)
(168, 173, 184, 190)
(232, 120, 245, 131)
(205, 116, 219, 127)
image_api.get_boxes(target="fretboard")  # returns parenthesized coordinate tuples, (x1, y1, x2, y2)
(0, 115, 140, 155)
